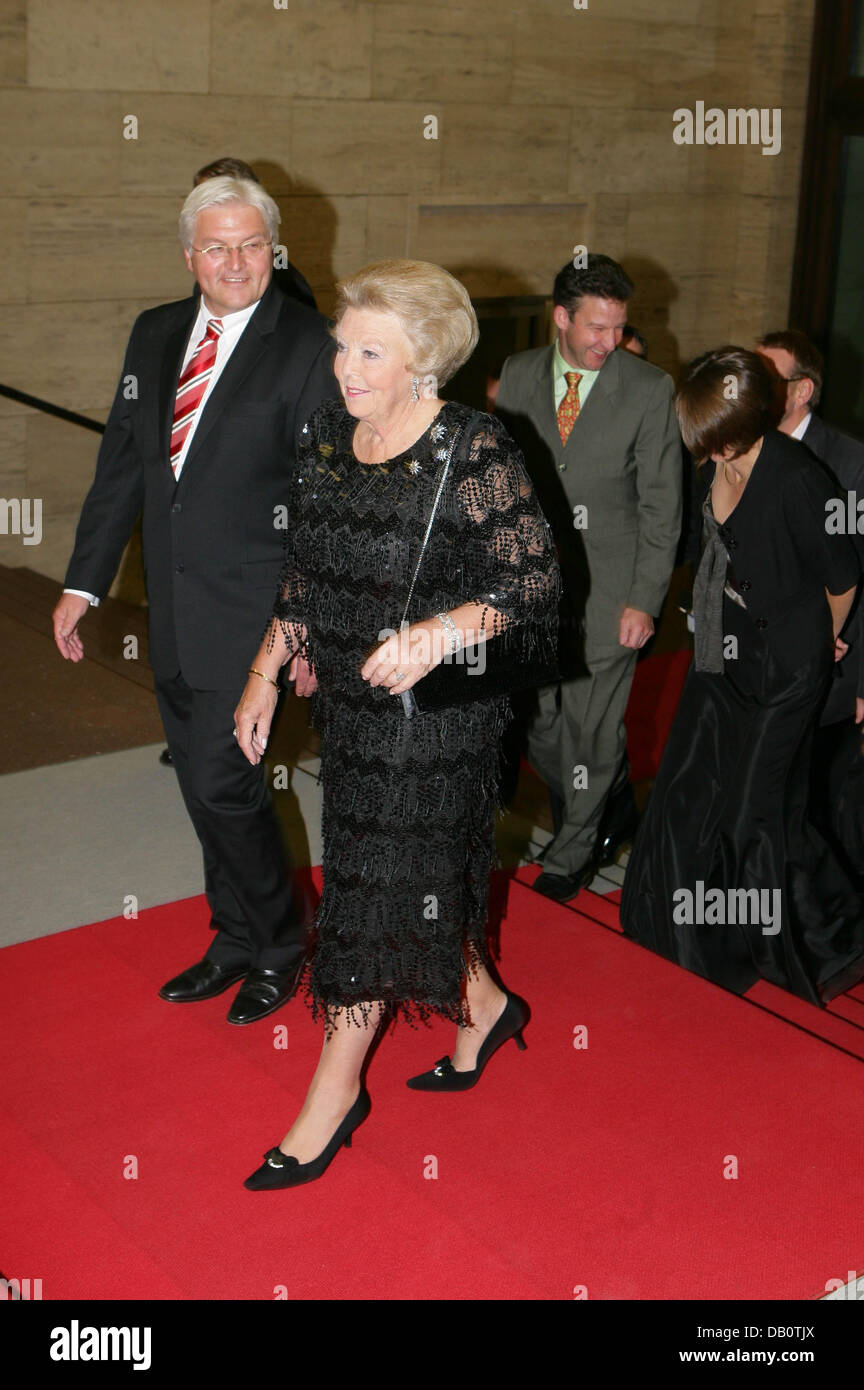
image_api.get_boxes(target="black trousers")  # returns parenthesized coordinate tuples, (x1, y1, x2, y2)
(154, 672, 307, 971)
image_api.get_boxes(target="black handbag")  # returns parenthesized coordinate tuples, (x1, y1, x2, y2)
(399, 423, 559, 718)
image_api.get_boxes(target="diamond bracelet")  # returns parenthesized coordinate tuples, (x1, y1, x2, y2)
(436, 611, 462, 655)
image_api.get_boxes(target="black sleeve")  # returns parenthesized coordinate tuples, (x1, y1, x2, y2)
(451, 413, 561, 644)
(63, 324, 146, 598)
(269, 402, 334, 662)
(788, 458, 860, 595)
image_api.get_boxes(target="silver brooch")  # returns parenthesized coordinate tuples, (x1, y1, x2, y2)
(431, 422, 446, 442)
(435, 447, 448, 462)
(406, 458, 421, 475)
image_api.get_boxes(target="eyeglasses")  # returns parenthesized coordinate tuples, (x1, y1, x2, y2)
(191, 239, 272, 262)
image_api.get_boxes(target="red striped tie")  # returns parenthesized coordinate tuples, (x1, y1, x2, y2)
(170, 318, 223, 473)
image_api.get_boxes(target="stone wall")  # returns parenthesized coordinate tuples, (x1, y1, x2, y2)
(0, 0, 815, 582)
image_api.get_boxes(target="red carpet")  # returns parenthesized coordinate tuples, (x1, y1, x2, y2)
(2, 873, 864, 1301)
(625, 648, 692, 781)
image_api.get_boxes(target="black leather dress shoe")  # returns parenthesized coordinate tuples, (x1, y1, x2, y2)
(596, 820, 639, 869)
(226, 963, 305, 1025)
(595, 797, 640, 868)
(531, 863, 596, 903)
(158, 958, 248, 1003)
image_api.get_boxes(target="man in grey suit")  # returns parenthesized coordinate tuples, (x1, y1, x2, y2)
(496, 254, 682, 901)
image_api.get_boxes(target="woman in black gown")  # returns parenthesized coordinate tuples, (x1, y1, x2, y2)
(621, 347, 864, 1004)
(233, 260, 560, 1188)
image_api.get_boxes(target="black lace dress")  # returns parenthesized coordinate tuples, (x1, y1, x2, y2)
(269, 398, 559, 1029)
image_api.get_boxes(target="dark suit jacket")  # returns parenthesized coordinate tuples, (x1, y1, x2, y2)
(273, 262, 317, 309)
(801, 414, 864, 720)
(692, 431, 860, 674)
(495, 343, 682, 664)
(65, 280, 336, 689)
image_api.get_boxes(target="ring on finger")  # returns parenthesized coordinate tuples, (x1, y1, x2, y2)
(393, 669, 406, 681)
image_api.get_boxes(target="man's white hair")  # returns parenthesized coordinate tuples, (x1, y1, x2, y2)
(178, 176, 280, 251)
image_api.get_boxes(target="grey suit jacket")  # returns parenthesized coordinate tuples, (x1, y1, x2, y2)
(496, 343, 682, 661)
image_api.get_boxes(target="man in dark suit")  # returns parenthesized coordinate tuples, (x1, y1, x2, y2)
(52, 175, 335, 1022)
(757, 330, 864, 872)
(496, 254, 682, 901)
(756, 330, 864, 726)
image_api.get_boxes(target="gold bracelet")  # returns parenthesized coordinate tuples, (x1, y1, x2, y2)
(248, 667, 280, 689)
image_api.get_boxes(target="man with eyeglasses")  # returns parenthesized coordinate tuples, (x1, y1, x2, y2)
(192, 156, 317, 310)
(52, 176, 336, 1023)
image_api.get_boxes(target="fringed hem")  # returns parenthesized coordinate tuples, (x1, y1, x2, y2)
(298, 939, 490, 1038)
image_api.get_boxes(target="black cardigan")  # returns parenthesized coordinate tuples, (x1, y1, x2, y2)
(688, 430, 860, 672)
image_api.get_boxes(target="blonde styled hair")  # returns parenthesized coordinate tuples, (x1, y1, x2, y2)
(334, 260, 479, 387)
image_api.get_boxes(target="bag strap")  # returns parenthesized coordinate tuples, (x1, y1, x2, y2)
(399, 420, 463, 628)
(398, 419, 463, 718)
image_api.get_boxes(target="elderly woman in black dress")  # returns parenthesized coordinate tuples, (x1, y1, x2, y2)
(234, 260, 560, 1189)
(621, 347, 864, 1003)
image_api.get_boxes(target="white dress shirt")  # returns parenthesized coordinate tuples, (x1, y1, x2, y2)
(790, 411, 812, 441)
(65, 293, 263, 607)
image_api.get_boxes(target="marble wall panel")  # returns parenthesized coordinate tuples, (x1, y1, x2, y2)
(26, 411, 103, 517)
(365, 195, 410, 261)
(28, 0, 210, 92)
(211, 0, 373, 99)
(0, 92, 120, 198)
(369, 4, 513, 104)
(115, 96, 296, 201)
(412, 201, 589, 298)
(0, 1, 28, 87)
(568, 108, 695, 198)
(26, 198, 192, 305)
(0, 416, 27, 492)
(0, 198, 29, 306)
(0, 300, 164, 415)
(292, 100, 441, 197)
(439, 104, 571, 196)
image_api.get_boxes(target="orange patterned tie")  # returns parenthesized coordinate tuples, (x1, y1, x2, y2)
(557, 370, 582, 445)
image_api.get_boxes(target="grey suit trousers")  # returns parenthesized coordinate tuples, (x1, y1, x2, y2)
(528, 644, 637, 876)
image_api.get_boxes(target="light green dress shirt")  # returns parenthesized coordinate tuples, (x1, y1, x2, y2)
(553, 340, 600, 412)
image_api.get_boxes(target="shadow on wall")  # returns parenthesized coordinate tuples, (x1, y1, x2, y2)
(254, 162, 339, 315)
(619, 256, 681, 379)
